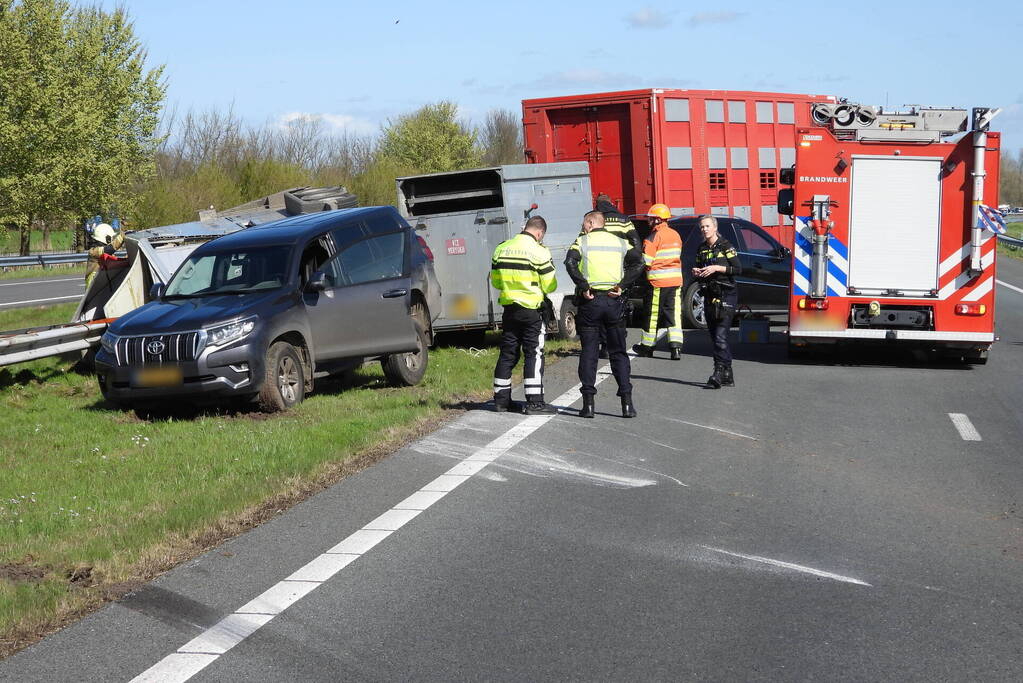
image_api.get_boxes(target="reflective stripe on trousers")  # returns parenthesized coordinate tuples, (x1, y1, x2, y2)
(641, 286, 684, 347)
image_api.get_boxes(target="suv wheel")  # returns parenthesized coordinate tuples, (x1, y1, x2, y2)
(259, 342, 305, 412)
(682, 282, 707, 329)
(382, 320, 429, 386)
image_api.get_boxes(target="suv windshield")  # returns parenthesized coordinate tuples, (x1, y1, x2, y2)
(165, 246, 290, 298)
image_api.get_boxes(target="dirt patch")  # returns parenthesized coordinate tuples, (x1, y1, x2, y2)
(0, 561, 50, 584)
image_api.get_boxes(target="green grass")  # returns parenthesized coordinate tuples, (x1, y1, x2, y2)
(997, 218, 1023, 261)
(0, 230, 75, 255)
(0, 304, 577, 654)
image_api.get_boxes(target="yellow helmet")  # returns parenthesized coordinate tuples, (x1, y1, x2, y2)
(646, 204, 671, 220)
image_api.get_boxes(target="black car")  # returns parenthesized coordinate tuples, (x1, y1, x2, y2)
(631, 215, 792, 328)
(95, 206, 435, 413)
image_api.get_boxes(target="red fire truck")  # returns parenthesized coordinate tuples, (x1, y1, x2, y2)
(522, 88, 835, 244)
(779, 103, 1001, 362)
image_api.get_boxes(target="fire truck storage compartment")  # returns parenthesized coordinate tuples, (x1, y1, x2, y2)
(847, 156, 943, 295)
(395, 163, 592, 333)
(850, 304, 933, 329)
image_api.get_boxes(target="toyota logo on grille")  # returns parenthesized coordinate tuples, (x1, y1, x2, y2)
(146, 340, 166, 355)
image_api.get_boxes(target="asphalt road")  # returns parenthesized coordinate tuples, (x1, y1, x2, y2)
(4, 261, 1023, 681)
(0, 274, 85, 310)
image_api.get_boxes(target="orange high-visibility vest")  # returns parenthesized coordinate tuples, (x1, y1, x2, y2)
(643, 223, 682, 288)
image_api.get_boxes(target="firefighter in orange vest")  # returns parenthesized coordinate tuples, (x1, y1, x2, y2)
(633, 204, 684, 360)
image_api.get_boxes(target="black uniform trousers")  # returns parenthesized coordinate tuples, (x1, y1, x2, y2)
(703, 289, 738, 366)
(577, 293, 632, 397)
(493, 304, 546, 406)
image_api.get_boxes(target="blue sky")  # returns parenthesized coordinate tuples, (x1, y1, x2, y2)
(109, 0, 1023, 152)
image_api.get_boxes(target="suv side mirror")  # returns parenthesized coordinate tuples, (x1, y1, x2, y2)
(149, 282, 165, 300)
(777, 188, 794, 216)
(305, 271, 328, 292)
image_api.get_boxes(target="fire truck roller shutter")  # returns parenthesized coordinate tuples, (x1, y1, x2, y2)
(847, 156, 943, 295)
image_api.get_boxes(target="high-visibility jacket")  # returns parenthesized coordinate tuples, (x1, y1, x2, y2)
(491, 232, 557, 309)
(567, 229, 629, 290)
(643, 223, 683, 288)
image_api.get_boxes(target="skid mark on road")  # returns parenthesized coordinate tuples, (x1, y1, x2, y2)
(663, 416, 758, 441)
(700, 546, 872, 587)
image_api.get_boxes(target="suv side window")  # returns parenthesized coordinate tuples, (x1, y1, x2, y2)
(332, 220, 369, 248)
(733, 221, 776, 255)
(364, 211, 404, 235)
(324, 232, 406, 287)
(299, 233, 336, 286)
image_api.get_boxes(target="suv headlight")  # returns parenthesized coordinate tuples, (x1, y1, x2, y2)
(100, 331, 117, 355)
(204, 317, 257, 350)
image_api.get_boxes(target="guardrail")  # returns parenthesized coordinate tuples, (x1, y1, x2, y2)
(0, 319, 111, 367)
(997, 234, 1023, 249)
(0, 251, 130, 268)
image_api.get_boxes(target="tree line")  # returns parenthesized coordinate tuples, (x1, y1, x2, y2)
(1000, 149, 1023, 208)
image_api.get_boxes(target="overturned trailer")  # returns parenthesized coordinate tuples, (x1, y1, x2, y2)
(0, 187, 357, 367)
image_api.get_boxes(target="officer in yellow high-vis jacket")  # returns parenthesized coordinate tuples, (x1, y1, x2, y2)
(490, 215, 558, 414)
(565, 210, 644, 418)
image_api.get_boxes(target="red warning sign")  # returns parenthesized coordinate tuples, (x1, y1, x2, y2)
(445, 238, 467, 255)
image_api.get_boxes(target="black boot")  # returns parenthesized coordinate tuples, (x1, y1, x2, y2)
(621, 393, 637, 418)
(670, 346, 682, 361)
(721, 365, 734, 387)
(494, 393, 511, 412)
(707, 364, 723, 389)
(632, 343, 653, 357)
(579, 395, 595, 418)
(523, 401, 558, 415)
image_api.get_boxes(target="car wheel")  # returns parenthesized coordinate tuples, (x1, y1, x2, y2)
(411, 299, 432, 346)
(557, 300, 579, 341)
(259, 342, 305, 412)
(682, 282, 707, 329)
(382, 320, 429, 386)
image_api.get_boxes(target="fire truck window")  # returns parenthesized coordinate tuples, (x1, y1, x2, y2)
(735, 225, 775, 255)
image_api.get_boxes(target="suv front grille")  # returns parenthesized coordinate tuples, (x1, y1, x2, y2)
(115, 332, 201, 366)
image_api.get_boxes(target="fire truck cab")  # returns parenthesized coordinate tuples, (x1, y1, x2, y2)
(779, 103, 1001, 363)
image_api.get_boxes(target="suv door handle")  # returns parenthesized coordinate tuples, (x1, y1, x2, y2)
(382, 288, 408, 299)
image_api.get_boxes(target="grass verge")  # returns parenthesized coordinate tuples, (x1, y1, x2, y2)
(0, 303, 577, 657)
(997, 220, 1023, 261)
(0, 266, 85, 282)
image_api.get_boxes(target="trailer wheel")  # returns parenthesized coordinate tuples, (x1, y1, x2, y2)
(557, 300, 579, 341)
(682, 283, 707, 329)
(258, 342, 305, 412)
(382, 320, 429, 386)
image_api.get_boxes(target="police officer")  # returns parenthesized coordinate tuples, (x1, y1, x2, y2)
(633, 204, 684, 360)
(565, 210, 644, 418)
(692, 215, 742, 388)
(491, 215, 558, 414)
(595, 193, 639, 248)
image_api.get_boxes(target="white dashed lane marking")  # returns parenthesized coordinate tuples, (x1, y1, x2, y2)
(948, 413, 982, 441)
(996, 279, 1023, 295)
(131, 369, 611, 682)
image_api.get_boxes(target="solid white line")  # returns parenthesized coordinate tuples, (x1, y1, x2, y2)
(0, 277, 83, 287)
(996, 279, 1023, 295)
(0, 294, 80, 307)
(948, 413, 982, 441)
(131, 367, 614, 683)
(664, 417, 758, 441)
(703, 546, 872, 587)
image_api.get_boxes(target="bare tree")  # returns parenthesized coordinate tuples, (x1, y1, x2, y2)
(479, 109, 523, 166)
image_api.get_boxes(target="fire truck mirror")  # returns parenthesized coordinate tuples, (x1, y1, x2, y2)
(779, 167, 795, 185)
(777, 188, 794, 216)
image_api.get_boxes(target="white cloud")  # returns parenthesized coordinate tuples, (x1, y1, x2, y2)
(625, 7, 673, 29)
(277, 111, 377, 135)
(688, 11, 746, 26)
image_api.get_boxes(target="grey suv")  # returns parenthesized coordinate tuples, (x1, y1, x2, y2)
(95, 206, 440, 412)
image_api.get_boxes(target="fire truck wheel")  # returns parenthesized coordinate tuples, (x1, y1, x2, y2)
(682, 283, 708, 330)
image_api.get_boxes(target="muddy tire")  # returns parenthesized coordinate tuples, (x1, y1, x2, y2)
(382, 320, 429, 386)
(557, 299, 579, 341)
(259, 342, 305, 412)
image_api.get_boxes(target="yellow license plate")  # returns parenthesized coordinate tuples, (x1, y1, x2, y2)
(135, 367, 183, 387)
